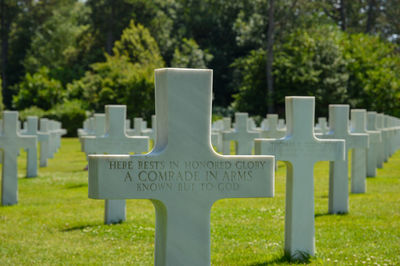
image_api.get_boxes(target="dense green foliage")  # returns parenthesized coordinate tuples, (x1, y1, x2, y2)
(343, 34, 400, 116)
(0, 139, 399, 264)
(12, 67, 65, 110)
(45, 100, 87, 137)
(1, 0, 400, 118)
(232, 26, 400, 117)
(67, 20, 164, 120)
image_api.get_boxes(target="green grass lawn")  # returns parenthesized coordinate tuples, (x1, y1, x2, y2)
(0, 138, 399, 265)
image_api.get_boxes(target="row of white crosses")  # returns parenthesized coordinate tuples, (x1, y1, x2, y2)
(81, 107, 149, 224)
(87, 68, 400, 264)
(79, 114, 157, 148)
(0, 111, 66, 206)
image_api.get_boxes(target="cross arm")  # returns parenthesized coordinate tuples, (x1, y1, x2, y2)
(89, 153, 275, 201)
(255, 137, 345, 163)
(348, 133, 369, 149)
(18, 135, 37, 150)
(222, 131, 237, 141)
(367, 130, 381, 144)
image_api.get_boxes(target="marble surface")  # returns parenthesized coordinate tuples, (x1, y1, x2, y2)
(88, 68, 275, 266)
(255, 97, 344, 258)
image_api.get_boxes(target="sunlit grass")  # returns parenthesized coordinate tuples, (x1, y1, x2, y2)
(0, 138, 399, 265)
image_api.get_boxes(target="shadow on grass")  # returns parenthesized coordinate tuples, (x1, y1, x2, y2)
(250, 252, 312, 265)
(315, 212, 348, 218)
(61, 222, 104, 232)
(65, 183, 88, 189)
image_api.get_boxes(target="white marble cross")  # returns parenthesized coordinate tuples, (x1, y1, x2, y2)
(375, 113, 385, 168)
(88, 68, 275, 265)
(82, 113, 106, 158)
(350, 110, 370, 193)
(277, 118, 286, 130)
(321, 105, 368, 214)
(0, 111, 37, 205)
(221, 117, 232, 155)
(22, 116, 49, 176)
(127, 117, 143, 136)
(223, 112, 260, 155)
(21, 117, 38, 177)
(255, 97, 345, 258)
(142, 115, 156, 143)
(382, 115, 394, 162)
(315, 117, 329, 134)
(84, 106, 149, 224)
(38, 118, 51, 167)
(366, 112, 382, 177)
(260, 114, 286, 139)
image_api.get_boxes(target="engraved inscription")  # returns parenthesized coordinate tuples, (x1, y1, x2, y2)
(106, 159, 267, 193)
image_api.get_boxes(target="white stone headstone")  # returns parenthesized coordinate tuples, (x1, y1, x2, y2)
(321, 105, 368, 214)
(375, 113, 385, 168)
(260, 114, 286, 139)
(142, 115, 156, 143)
(38, 118, 51, 167)
(255, 96, 345, 258)
(350, 109, 370, 193)
(83, 106, 149, 224)
(277, 118, 286, 130)
(221, 117, 232, 155)
(21, 116, 42, 177)
(222, 113, 260, 155)
(127, 117, 143, 136)
(0, 111, 37, 205)
(315, 117, 329, 134)
(88, 68, 275, 265)
(366, 112, 382, 177)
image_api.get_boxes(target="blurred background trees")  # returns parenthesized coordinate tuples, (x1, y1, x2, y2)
(1, 0, 400, 135)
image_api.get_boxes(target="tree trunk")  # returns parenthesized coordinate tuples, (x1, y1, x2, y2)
(339, 0, 347, 31)
(266, 0, 275, 113)
(1, 0, 10, 106)
(366, 0, 377, 33)
(105, 1, 115, 55)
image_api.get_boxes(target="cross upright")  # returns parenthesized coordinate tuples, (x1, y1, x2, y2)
(48, 121, 60, 157)
(142, 115, 156, 143)
(254, 97, 345, 258)
(382, 115, 392, 162)
(366, 112, 382, 176)
(320, 105, 369, 214)
(222, 112, 260, 155)
(82, 113, 106, 157)
(38, 118, 51, 167)
(22, 116, 46, 177)
(315, 117, 329, 134)
(375, 113, 385, 168)
(260, 114, 286, 139)
(350, 110, 370, 193)
(42, 119, 59, 159)
(387, 115, 400, 156)
(221, 117, 232, 155)
(88, 68, 275, 265)
(277, 118, 286, 130)
(84, 106, 149, 224)
(127, 117, 143, 136)
(0, 111, 37, 205)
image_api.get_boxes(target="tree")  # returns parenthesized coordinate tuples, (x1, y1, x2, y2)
(342, 33, 400, 115)
(23, 0, 90, 85)
(67, 20, 164, 119)
(171, 38, 213, 68)
(0, 0, 34, 107)
(232, 26, 349, 117)
(12, 66, 65, 110)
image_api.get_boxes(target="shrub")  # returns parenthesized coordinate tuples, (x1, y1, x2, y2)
(46, 100, 87, 137)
